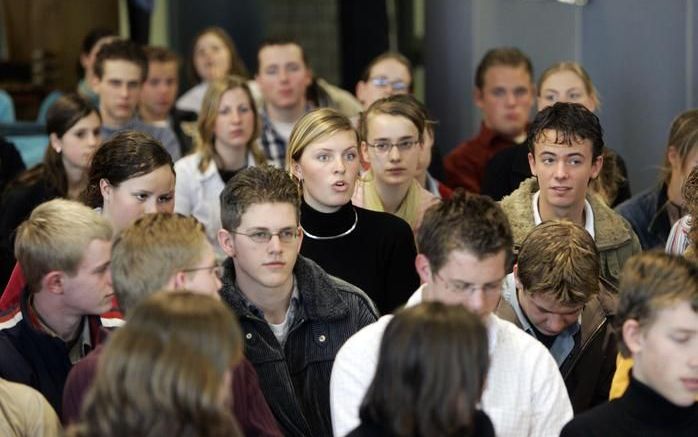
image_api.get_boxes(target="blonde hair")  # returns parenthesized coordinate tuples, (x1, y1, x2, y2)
(195, 75, 265, 173)
(15, 199, 113, 293)
(517, 220, 600, 305)
(537, 61, 600, 109)
(110, 213, 209, 314)
(684, 167, 698, 257)
(70, 292, 243, 437)
(661, 109, 698, 184)
(286, 107, 359, 175)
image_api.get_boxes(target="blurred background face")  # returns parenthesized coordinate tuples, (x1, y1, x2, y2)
(52, 111, 101, 172)
(356, 58, 411, 109)
(362, 113, 422, 187)
(538, 70, 596, 112)
(141, 61, 178, 119)
(294, 130, 360, 213)
(94, 60, 143, 125)
(100, 165, 175, 232)
(214, 87, 255, 151)
(256, 44, 311, 111)
(475, 65, 534, 139)
(194, 32, 231, 82)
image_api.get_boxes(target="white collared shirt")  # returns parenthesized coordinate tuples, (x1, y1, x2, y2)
(532, 191, 595, 239)
(330, 285, 573, 437)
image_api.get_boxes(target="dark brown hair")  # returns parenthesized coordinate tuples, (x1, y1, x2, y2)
(219, 165, 300, 231)
(615, 252, 698, 357)
(94, 39, 148, 82)
(12, 93, 99, 197)
(80, 131, 174, 208)
(256, 36, 309, 72)
(527, 102, 605, 159)
(417, 190, 513, 274)
(143, 45, 179, 65)
(360, 302, 489, 436)
(475, 47, 533, 90)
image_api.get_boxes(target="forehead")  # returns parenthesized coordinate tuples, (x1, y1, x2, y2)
(148, 61, 177, 77)
(438, 248, 507, 282)
(117, 165, 174, 191)
(305, 130, 357, 152)
(220, 87, 250, 105)
(646, 300, 698, 332)
(367, 113, 418, 138)
(102, 59, 143, 80)
(482, 65, 531, 88)
(370, 58, 411, 81)
(528, 291, 584, 311)
(533, 129, 593, 155)
(258, 44, 305, 67)
(196, 32, 226, 49)
(239, 202, 298, 227)
(541, 70, 586, 90)
(79, 239, 112, 268)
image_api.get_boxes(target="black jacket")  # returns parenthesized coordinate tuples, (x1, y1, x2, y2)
(615, 184, 672, 250)
(220, 255, 378, 437)
(0, 290, 105, 416)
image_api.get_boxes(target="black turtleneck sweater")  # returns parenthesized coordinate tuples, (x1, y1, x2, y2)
(299, 200, 420, 315)
(561, 377, 698, 436)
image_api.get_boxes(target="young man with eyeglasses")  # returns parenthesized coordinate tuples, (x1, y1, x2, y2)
(496, 220, 619, 413)
(217, 165, 378, 437)
(62, 213, 282, 436)
(331, 191, 573, 437)
(445, 47, 535, 193)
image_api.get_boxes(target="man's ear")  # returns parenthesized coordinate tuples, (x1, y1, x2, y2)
(415, 254, 433, 284)
(622, 319, 645, 355)
(171, 271, 188, 290)
(474, 87, 485, 110)
(41, 271, 65, 295)
(512, 264, 523, 290)
(528, 151, 537, 176)
(218, 229, 236, 258)
(590, 153, 604, 180)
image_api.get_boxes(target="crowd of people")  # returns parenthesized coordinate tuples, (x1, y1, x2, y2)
(0, 26, 696, 437)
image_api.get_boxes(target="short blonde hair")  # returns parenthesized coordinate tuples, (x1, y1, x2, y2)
(517, 220, 600, 305)
(616, 252, 698, 356)
(111, 213, 208, 314)
(286, 108, 358, 172)
(15, 199, 113, 293)
(195, 75, 265, 173)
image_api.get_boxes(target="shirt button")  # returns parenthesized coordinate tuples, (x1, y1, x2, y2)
(319, 335, 326, 342)
(245, 333, 252, 340)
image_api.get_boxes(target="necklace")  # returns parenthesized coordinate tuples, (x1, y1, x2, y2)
(301, 208, 358, 240)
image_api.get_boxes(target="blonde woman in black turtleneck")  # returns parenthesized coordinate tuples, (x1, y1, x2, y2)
(287, 108, 419, 315)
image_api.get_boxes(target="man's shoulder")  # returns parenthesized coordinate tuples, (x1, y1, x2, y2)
(500, 178, 537, 243)
(335, 315, 393, 360)
(491, 314, 549, 356)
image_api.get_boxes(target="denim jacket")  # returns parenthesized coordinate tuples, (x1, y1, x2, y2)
(220, 255, 378, 437)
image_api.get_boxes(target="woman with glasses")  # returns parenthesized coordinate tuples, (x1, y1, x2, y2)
(353, 95, 439, 234)
(175, 75, 265, 255)
(349, 302, 494, 437)
(287, 108, 419, 314)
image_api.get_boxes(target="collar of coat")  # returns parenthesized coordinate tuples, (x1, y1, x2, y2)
(501, 177, 635, 251)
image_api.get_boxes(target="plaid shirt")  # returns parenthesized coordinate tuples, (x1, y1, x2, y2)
(260, 111, 289, 168)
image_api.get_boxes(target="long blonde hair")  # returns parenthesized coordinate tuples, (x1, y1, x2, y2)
(195, 75, 265, 173)
(70, 292, 243, 437)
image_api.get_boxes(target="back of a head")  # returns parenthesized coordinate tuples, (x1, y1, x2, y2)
(475, 47, 533, 90)
(111, 213, 208, 314)
(359, 94, 426, 143)
(93, 39, 148, 82)
(361, 302, 489, 436)
(417, 190, 513, 274)
(81, 131, 174, 208)
(517, 220, 601, 306)
(15, 199, 113, 294)
(220, 165, 300, 231)
(73, 291, 243, 437)
(616, 251, 698, 358)
(526, 102, 605, 159)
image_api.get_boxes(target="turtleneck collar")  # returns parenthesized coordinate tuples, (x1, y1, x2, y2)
(622, 376, 697, 429)
(300, 199, 356, 238)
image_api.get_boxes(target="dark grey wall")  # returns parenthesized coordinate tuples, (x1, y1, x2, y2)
(426, 0, 696, 193)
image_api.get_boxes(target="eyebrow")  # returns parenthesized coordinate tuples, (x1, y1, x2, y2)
(91, 260, 111, 274)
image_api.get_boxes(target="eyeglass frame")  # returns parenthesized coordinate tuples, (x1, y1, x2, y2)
(369, 75, 409, 92)
(230, 227, 301, 244)
(433, 273, 506, 295)
(180, 263, 224, 280)
(364, 138, 421, 154)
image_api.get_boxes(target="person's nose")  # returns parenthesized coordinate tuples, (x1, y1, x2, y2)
(388, 144, 401, 162)
(554, 160, 568, 179)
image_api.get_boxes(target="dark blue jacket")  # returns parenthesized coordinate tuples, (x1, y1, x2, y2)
(0, 290, 105, 416)
(220, 255, 378, 437)
(616, 184, 672, 250)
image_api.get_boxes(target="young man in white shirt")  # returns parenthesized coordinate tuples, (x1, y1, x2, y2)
(330, 191, 573, 437)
